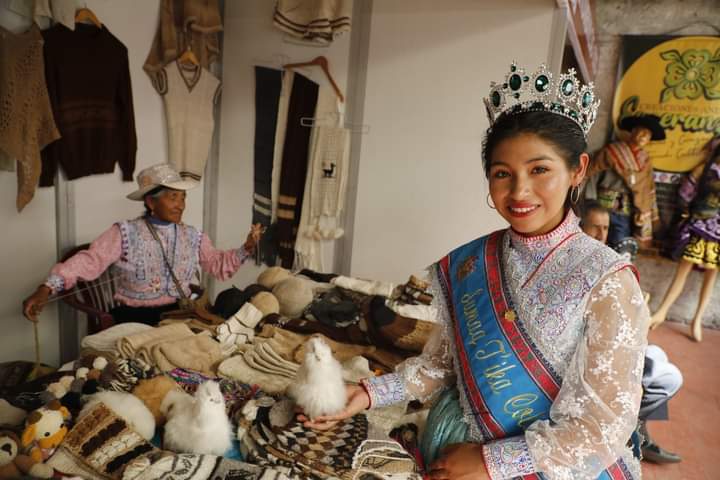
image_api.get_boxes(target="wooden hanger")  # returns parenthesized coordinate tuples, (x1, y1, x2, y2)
(178, 44, 199, 67)
(74, 8, 102, 27)
(284, 56, 344, 103)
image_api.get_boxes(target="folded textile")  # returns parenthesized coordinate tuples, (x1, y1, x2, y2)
(219, 353, 291, 395)
(81, 323, 153, 357)
(305, 288, 359, 327)
(157, 317, 219, 333)
(47, 402, 158, 480)
(124, 452, 289, 480)
(151, 333, 224, 375)
(116, 323, 194, 361)
(246, 407, 421, 480)
(387, 300, 437, 322)
(368, 296, 436, 354)
(244, 349, 296, 379)
(331, 275, 396, 297)
(233, 302, 264, 329)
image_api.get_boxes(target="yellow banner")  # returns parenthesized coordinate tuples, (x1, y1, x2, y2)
(612, 36, 720, 172)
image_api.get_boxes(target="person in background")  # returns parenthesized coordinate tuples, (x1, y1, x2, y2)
(23, 163, 263, 326)
(584, 115, 665, 249)
(581, 201, 683, 464)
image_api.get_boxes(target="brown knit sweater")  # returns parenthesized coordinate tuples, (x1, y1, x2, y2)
(40, 24, 137, 187)
(0, 24, 60, 211)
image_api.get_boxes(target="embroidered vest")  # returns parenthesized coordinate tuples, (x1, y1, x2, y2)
(112, 218, 203, 302)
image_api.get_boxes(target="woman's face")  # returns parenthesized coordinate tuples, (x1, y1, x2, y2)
(147, 189, 186, 223)
(488, 133, 588, 236)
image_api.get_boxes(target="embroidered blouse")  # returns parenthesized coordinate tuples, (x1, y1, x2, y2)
(45, 217, 250, 307)
(364, 211, 649, 479)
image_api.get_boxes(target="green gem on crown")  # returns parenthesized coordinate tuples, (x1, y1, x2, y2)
(561, 79, 574, 96)
(535, 75, 549, 92)
(491, 91, 502, 107)
(509, 74, 522, 91)
(582, 91, 593, 108)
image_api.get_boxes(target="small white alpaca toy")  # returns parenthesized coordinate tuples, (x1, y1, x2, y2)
(162, 381, 232, 456)
(287, 336, 346, 421)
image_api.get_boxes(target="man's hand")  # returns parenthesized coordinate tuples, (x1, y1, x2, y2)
(428, 443, 491, 480)
(22, 285, 51, 322)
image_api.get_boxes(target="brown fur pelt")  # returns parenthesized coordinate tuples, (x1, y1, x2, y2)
(131, 375, 180, 424)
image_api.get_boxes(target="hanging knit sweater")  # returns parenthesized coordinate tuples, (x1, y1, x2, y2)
(155, 61, 221, 180)
(143, 0, 223, 88)
(40, 24, 137, 187)
(0, 24, 60, 211)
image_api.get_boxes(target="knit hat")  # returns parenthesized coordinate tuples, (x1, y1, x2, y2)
(250, 292, 280, 316)
(126, 163, 197, 201)
(272, 277, 314, 318)
(212, 287, 248, 319)
(257, 267, 292, 289)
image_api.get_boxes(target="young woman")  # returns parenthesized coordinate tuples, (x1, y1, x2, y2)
(301, 65, 649, 479)
(23, 163, 263, 326)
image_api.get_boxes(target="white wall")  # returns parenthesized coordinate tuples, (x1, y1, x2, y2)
(349, 0, 557, 282)
(0, 0, 202, 365)
(214, 0, 352, 292)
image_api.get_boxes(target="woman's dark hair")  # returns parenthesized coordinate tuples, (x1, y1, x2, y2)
(142, 186, 167, 217)
(482, 111, 587, 177)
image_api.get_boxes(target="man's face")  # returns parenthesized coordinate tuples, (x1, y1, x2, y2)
(630, 127, 652, 148)
(582, 210, 610, 244)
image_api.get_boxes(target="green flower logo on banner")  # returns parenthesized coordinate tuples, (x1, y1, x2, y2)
(659, 48, 720, 102)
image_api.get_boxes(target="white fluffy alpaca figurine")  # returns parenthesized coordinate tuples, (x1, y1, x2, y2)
(288, 336, 346, 421)
(161, 380, 232, 456)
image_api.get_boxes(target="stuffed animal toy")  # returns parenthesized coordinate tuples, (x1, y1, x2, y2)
(0, 430, 53, 479)
(21, 400, 70, 463)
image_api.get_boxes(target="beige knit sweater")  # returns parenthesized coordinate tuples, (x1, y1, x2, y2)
(156, 61, 221, 180)
(0, 25, 60, 211)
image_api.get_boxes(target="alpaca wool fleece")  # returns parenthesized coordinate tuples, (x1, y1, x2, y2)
(257, 267, 292, 289)
(272, 277, 313, 319)
(249, 292, 280, 316)
(132, 375, 180, 424)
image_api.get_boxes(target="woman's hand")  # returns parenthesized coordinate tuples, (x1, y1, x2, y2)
(243, 223, 264, 254)
(22, 285, 51, 322)
(297, 385, 370, 430)
(428, 443, 490, 480)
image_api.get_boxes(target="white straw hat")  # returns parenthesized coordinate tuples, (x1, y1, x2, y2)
(126, 163, 198, 201)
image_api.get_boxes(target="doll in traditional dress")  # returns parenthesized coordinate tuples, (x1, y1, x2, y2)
(650, 137, 720, 341)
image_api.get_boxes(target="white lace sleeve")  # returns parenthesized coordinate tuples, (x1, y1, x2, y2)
(523, 267, 649, 479)
(363, 267, 456, 407)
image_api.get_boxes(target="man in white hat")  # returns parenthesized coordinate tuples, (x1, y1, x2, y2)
(23, 163, 263, 326)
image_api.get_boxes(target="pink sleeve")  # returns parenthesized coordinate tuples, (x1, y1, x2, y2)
(198, 233, 249, 281)
(45, 225, 123, 294)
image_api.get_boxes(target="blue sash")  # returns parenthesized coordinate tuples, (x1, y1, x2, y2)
(437, 231, 633, 480)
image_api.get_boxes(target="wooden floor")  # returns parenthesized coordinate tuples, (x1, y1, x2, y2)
(641, 322, 720, 480)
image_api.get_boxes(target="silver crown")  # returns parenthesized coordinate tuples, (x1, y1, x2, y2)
(484, 63, 600, 137)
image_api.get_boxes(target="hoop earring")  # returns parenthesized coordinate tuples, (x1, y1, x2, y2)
(486, 193, 496, 210)
(570, 185, 581, 205)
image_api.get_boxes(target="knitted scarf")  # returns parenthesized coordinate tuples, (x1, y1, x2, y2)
(276, 73, 319, 268)
(253, 67, 283, 228)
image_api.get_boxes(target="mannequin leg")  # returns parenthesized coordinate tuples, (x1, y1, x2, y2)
(689, 268, 718, 342)
(650, 260, 694, 329)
